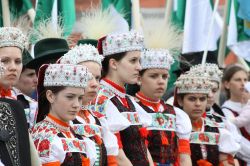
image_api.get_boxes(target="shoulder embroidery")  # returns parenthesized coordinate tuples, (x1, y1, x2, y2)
(31, 121, 59, 157)
(147, 113, 176, 131)
(61, 138, 86, 153)
(90, 87, 114, 116)
(72, 124, 102, 138)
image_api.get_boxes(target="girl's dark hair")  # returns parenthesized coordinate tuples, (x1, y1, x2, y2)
(36, 86, 65, 123)
(101, 52, 127, 78)
(222, 64, 248, 99)
(139, 69, 146, 76)
(174, 93, 185, 109)
(126, 69, 147, 96)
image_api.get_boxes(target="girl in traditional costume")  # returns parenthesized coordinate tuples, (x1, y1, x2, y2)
(0, 27, 41, 166)
(136, 49, 192, 165)
(191, 63, 242, 165)
(60, 44, 118, 166)
(133, 20, 192, 166)
(88, 30, 153, 166)
(31, 63, 96, 165)
(175, 70, 239, 166)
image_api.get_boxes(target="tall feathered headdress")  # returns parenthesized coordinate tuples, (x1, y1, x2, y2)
(79, 6, 129, 40)
(140, 19, 183, 70)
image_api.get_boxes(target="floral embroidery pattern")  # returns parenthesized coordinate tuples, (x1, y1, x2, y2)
(31, 121, 59, 157)
(190, 132, 220, 145)
(37, 139, 53, 157)
(147, 113, 176, 131)
(72, 124, 102, 137)
(90, 86, 113, 116)
(60, 138, 86, 153)
(121, 112, 141, 125)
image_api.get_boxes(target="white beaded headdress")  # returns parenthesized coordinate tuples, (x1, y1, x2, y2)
(190, 63, 223, 83)
(141, 19, 182, 70)
(141, 49, 174, 70)
(0, 27, 27, 51)
(60, 44, 103, 66)
(175, 71, 213, 94)
(99, 30, 144, 56)
(44, 64, 93, 88)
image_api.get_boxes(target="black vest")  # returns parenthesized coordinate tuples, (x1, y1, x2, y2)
(190, 124, 219, 166)
(111, 96, 149, 166)
(0, 98, 31, 166)
(138, 101, 178, 164)
(206, 103, 225, 123)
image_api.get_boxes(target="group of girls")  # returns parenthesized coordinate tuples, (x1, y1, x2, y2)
(1, 20, 250, 166)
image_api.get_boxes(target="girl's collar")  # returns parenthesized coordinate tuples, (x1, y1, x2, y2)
(45, 114, 70, 131)
(101, 78, 126, 98)
(136, 92, 160, 104)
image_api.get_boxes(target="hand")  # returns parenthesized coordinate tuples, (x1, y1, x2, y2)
(241, 91, 250, 104)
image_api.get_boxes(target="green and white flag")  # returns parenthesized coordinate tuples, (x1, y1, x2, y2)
(34, 0, 76, 37)
(227, 0, 250, 62)
(0, 0, 33, 27)
(181, 0, 221, 53)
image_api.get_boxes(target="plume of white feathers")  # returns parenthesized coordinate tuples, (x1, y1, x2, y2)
(142, 18, 183, 53)
(11, 15, 31, 49)
(30, 18, 65, 43)
(79, 6, 128, 39)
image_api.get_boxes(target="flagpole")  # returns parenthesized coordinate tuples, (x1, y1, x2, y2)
(1, 0, 11, 26)
(238, 57, 250, 71)
(164, 0, 173, 24)
(132, 0, 141, 31)
(51, 0, 58, 32)
(217, 0, 231, 67)
(201, 0, 220, 66)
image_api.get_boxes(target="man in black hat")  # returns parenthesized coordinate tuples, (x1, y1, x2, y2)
(27, 38, 69, 72)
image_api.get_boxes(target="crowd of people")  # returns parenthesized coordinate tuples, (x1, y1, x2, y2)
(0, 7, 250, 166)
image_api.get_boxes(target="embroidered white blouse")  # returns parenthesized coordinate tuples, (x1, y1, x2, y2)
(31, 115, 97, 166)
(71, 111, 119, 156)
(90, 79, 152, 134)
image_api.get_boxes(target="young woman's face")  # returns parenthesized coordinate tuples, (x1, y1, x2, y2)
(207, 81, 219, 108)
(139, 68, 168, 100)
(78, 61, 101, 105)
(48, 87, 85, 122)
(178, 93, 207, 121)
(0, 47, 22, 89)
(115, 51, 141, 84)
(224, 70, 248, 100)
